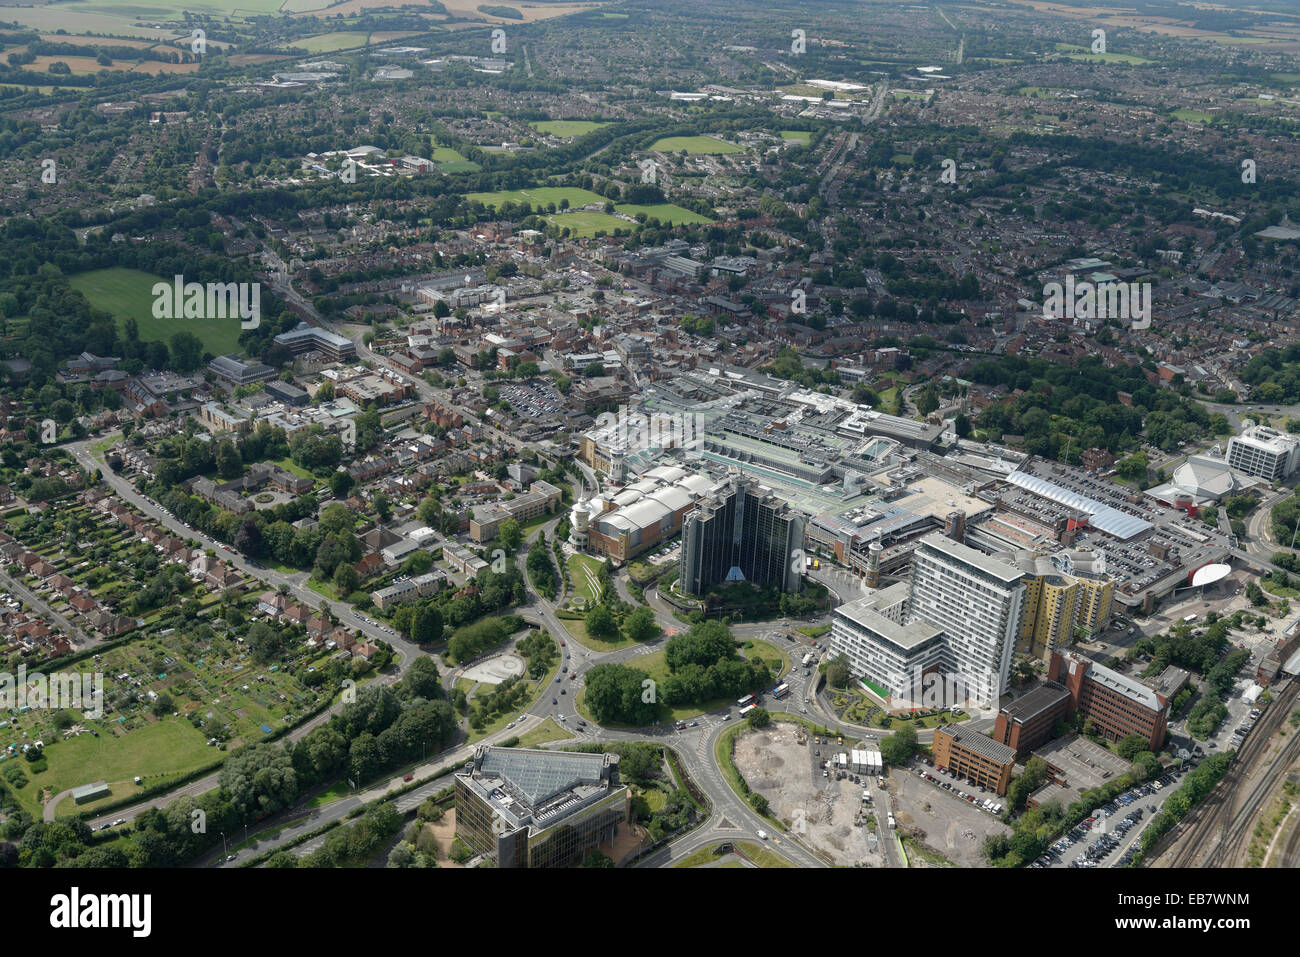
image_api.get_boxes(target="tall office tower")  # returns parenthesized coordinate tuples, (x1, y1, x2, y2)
(680, 477, 805, 597)
(908, 533, 1026, 706)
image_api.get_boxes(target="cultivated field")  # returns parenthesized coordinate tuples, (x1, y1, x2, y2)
(68, 267, 246, 356)
(291, 31, 373, 53)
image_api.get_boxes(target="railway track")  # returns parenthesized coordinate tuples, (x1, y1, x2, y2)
(1162, 678, 1299, 867)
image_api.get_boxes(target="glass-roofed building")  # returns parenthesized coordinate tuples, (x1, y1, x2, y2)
(455, 746, 630, 868)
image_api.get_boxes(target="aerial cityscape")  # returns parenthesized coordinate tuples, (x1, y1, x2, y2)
(0, 0, 1298, 899)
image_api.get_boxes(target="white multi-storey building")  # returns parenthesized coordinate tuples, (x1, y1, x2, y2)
(830, 583, 946, 700)
(829, 533, 1025, 709)
(908, 534, 1025, 706)
(1225, 426, 1300, 482)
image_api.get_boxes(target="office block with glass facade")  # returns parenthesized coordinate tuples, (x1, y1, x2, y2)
(455, 746, 630, 868)
(679, 476, 805, 597)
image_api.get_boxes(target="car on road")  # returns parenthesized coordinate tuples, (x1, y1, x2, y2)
(555, 676, 561, 682)
(561, 689, 566, 695)
(506, 722, 515, 729)
(403, 774, 414, 782)
(112, 818, 126, 827)
(570, 673, 576, 679)
(552, 697, 558, 705)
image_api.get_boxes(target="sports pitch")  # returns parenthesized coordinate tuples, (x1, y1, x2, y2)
(69, 267, 246, 356)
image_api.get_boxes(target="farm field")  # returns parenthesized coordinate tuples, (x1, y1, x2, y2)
(68, 267, 245, 356)
(529, 119, 610, 137)
(1055, 43, 1154, 65)
(291, 32, 372, 53)
(649, 135, 743, 154)
(614, 203, 711, 225)
(464, 186, 607, 209)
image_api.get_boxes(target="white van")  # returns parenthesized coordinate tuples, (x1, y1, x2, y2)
(756, 830, 768, 841)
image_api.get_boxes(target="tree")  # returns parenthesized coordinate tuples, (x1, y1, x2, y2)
(623, 606, 661, 643)
(398, 656, 443, 700)
(581, 850, 614, 868)
(372, 492, 392, 522)
(586, 604, 620, 641)
(584, 663, 658, 724)
(329, 471, 355, 499)
(747, 706, 771, 729)
(748, 792, 770, 814)
(219, 743, 299, 821)
(880, 722, 918, 766)
(169, 332, 205, 373)
(333, 562, 360, 596)
(826, 654, 851, 689)
(915, 387, 940, 416)
(497, 519, 524, 552)
(1116, 733, 1148, 761)
(215, 441, 242, 480)
(412, 605, 443, 644)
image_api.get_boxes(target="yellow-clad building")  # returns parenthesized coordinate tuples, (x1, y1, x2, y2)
(1006, 547, 1113, 663)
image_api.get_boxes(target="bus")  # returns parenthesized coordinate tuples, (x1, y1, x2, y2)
(738, 704, 757, 718)
(801, 652, 814, 668)
(737, 693, 756, 708)
(771, 683, 790, 699)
